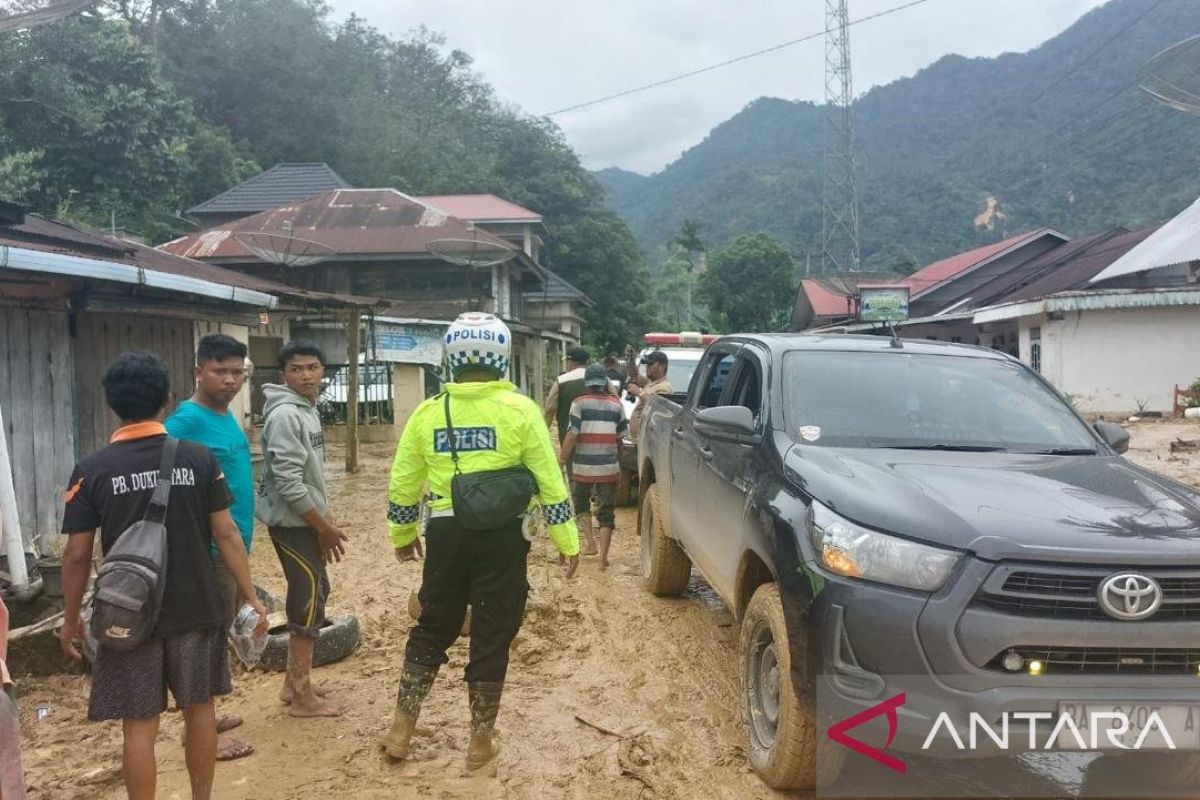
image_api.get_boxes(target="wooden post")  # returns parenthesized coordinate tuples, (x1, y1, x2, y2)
(346, 309, 361, 473)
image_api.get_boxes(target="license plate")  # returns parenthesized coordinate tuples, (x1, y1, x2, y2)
(1056, 702, 1200, 750)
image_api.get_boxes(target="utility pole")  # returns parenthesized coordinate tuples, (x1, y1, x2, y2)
(821, 0, 861, 273)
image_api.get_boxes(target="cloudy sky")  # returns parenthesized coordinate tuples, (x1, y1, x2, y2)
(326, 0, 1108, 174)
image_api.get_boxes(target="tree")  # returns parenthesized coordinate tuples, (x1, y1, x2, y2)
(543, 209, 653, 353)
(0, 16, 248, 233)
(0, 0, 655, 351)
(700, 233, 796, 333)
(0, 145, 44, 202)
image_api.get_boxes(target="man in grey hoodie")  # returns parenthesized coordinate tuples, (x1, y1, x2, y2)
(258, 341, 347, 718)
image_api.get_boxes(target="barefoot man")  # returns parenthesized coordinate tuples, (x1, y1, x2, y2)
(558, 364, 628, 570)
(257, 341, 346, 718)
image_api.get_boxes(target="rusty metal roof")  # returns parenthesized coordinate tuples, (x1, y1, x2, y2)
(162, 189, 515, 262)
(416, 194, 543, 224)
(0, 214, 376, 308)
(188, 163, 350, 217)
(1, 214, 132, 257)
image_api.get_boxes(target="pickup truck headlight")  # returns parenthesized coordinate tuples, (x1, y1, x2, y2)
(808, 501, 959, 591)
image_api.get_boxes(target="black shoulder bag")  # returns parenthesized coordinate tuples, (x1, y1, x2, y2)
(443, 393, 538, 531)
(90, 437, 177, 651)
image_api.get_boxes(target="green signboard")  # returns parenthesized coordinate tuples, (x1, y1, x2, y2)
(859, 287, 910, 322)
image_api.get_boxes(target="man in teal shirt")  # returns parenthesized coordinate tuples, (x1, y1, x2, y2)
(166, 333, 255, 761)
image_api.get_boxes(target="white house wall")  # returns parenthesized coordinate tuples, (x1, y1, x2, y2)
(1027, 307, 1200, 413)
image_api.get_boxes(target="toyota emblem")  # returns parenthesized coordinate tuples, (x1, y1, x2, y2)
(1098, 573, 1163, 621)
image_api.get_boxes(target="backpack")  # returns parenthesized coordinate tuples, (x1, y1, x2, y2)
(89, 437, 177, 652)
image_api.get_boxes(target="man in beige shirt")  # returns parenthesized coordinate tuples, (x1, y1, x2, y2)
(626, 350, 673, 441)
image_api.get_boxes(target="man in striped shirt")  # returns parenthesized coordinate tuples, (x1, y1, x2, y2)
(558, 364, 629, 570)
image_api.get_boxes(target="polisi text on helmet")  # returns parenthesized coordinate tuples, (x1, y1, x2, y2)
(449, 328, 503, 344)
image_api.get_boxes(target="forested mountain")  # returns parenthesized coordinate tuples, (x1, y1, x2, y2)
(0, 0, 651, 349)
(597, 0, 1200, 270)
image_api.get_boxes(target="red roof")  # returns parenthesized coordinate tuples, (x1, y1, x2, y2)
(904, 230, 1053, 297)
(161, 189, 514, 261)
(416, 194, 542, 223)
(803, 278, 856, 317)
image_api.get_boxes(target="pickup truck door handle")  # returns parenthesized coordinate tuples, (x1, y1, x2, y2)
(672, 427, 685, 439)
(700, 446, 714, 461)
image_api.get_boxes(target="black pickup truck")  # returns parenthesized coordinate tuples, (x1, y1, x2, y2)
(638, 333, 1200, 791)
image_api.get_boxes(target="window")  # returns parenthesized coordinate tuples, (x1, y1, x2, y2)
(696, 352, 736, 409)
(1029, 327, 1042, 374)
(728, 356, 764, 425)
(782, 350, 1096, 453)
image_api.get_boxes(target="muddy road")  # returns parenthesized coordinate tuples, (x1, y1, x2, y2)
(17, 441, 776, 800)
(13, 419, 1200, 799)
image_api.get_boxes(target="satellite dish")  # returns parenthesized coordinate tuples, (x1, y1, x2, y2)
(232, 231, 337, 267)
(427, 236, 516, 268)
(1141, 34, 1200, 116)
(0, 0, 94, 31)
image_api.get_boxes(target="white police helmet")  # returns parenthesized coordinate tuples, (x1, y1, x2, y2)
(444, 312, 511, 379)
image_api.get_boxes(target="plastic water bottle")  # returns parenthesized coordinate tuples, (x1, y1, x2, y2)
(229, 604, 268, 669)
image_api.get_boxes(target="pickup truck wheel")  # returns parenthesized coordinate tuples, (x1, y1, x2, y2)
(739, 583, 843, 789)
(640, 484, 691, 596)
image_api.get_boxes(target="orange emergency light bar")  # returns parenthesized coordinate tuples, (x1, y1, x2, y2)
(643, 331, 718, 347)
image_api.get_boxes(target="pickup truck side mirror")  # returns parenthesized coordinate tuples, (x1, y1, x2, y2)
(1094, 420, 1130, 455)
(695, 406, 761, 445)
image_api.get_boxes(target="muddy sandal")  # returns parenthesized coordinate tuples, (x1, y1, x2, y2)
(216, 715, 243, 733)
(216, 737, 254, 761)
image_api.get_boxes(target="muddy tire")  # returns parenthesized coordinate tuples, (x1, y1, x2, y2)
(257, 614, 361, 672)
(739, 583, 843, 790)
(639, 484, 691, 596)
(615, 468, 635, 507)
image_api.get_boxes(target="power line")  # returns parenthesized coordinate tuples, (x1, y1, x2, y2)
(1062, 107, 1194, 169)
(1043, 94, 1149, 159)
(543, 0, 934, 118)
(1041, 82, 1139, 147)
(1027, 0, 1164, 105)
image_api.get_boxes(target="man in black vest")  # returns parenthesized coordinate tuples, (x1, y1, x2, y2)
(543, 346, 590, 445)
(542, 346, 595, 554)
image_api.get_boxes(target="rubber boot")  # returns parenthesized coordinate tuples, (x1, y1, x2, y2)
(381, 662, 437, 759)
(465, 681, 504, 773)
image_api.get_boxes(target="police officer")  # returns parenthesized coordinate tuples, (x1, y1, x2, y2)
(381, 312, 581, 773)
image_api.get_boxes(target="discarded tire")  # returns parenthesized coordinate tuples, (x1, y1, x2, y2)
(256, 614, 361, 673)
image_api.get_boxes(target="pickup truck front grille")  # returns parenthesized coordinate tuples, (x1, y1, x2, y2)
(986, 646, 1200, 676)
(974, 567, 1200, 621)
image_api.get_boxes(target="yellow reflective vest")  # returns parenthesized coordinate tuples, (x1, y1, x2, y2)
(387, 380, 580, 556)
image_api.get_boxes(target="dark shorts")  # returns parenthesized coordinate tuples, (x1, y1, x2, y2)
(89, 627, 231, 721)
(269, 526, 329, 639)
(571, 480, 617, 527)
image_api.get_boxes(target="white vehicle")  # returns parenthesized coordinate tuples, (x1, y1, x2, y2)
(620, 332, 716, 420)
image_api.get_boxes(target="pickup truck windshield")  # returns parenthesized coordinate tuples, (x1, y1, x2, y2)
(783, 350, 1099, 453)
